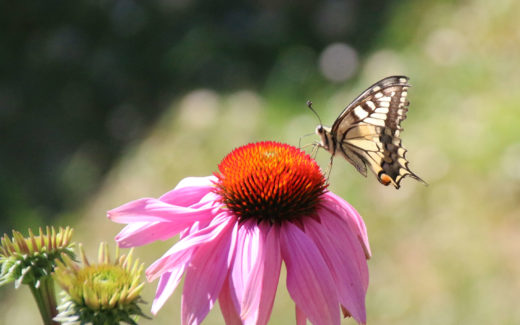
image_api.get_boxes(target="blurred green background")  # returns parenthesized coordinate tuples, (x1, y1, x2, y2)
(1, 0, 520, 324)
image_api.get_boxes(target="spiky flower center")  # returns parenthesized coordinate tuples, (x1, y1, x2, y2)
(214, 141, 327, 224)
(0, 226, 74, 287)
(54, 243, 145, 319)
(72, 265, 131, 305)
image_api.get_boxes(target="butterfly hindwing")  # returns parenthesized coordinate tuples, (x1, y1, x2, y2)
(320, 76, 425, 189)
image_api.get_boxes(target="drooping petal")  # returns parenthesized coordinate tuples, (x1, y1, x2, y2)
(114, 221, 179, 247)
(188, 192, 222, 209)
(304, 217, 367, 324)
(320, 209, 369, 293)
(322, 192, 371, 258)
(159, 176, 217, 206)
(218, 277, 242, 325)
(175, 176, 217, 190)
(280, 222, 340, 325)
(228, 220, 261, 310)
(241, 224, 281, 325)
(181, 218, 238, 325)
(178, 200, 222, 240)
(146, 213, 232, 281)
(295, 305, 307, 325)
(108, 198, 215, 224)
(151, 270, 186, 315)
(113, 213, 215, 248)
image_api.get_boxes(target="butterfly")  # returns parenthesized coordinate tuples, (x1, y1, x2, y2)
(311, 75, 426, 189)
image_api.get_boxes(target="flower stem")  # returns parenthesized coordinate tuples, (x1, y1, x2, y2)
(29, 276, 59, 325)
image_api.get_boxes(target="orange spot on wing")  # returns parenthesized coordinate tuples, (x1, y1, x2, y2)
(379, 173, 392, 186)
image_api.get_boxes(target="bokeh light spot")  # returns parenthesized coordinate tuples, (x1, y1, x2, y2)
(319, 43, 358, 82)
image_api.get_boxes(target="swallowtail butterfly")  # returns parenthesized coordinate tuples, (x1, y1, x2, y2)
(312, 75, 426, 189)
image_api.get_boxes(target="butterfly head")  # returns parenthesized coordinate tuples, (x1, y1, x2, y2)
(315, 125, 333, 151)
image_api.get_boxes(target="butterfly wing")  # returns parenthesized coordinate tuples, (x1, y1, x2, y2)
(331, 76, 425, 189)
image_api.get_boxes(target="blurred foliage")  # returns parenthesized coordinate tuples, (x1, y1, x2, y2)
(0, 0, 395, 234)
(2, 0, 520, 324)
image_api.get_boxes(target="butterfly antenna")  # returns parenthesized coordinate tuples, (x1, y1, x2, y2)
(306, 100, 323, 127)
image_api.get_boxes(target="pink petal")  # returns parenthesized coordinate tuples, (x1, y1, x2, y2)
(241, 224, 281, 325)
(219, 277, 242, 325)
(149, 215, 237, 314)
(322, 192, 372, 258)
(176, 176, 217, 189)
(178, 198, 223, 239)
(321, 209, 369, 293)
(295, 305, 307, 325)
(159, 176, 216, 207)
(114, 221, 180, 247)
(108, 198, 215, 223)
(304, 217, 367, 324)
(151, 270, 185, 315)
(189, 192, 222, 209)
(147, 240, 193, 283)
(280, 222, 340, 325)
(228, 221, 261, 308)
(146, 213, 232, 281)
(181, 218, 238, 325)
(108, 198, 217, 248)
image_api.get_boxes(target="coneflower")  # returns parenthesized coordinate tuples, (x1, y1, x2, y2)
(53, 242, 148, 325)
(0, 226, 75, 325)
(108, 141, 371, 325)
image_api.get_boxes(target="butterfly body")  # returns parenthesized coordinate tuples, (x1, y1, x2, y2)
(315, 75, 425, 189)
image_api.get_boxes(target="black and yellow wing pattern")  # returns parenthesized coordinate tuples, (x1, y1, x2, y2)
(315, 76, 426, 189)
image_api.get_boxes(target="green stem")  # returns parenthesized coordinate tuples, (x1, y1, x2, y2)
(43, 277, 59, 323)
(29, 284, 50, 323)
(29, 277, 59, 325)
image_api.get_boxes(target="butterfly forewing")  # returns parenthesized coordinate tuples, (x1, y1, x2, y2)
(322, 76, 425, 189)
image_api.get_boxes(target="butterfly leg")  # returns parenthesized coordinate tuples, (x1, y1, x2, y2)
(298, 132, 316, 149)
(313, 144, 333, 180)
(323, 154, 334, 180)
(298, 134, 304, 149)
(299, 141, 319, 156)
(310, 142, 320, 159)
